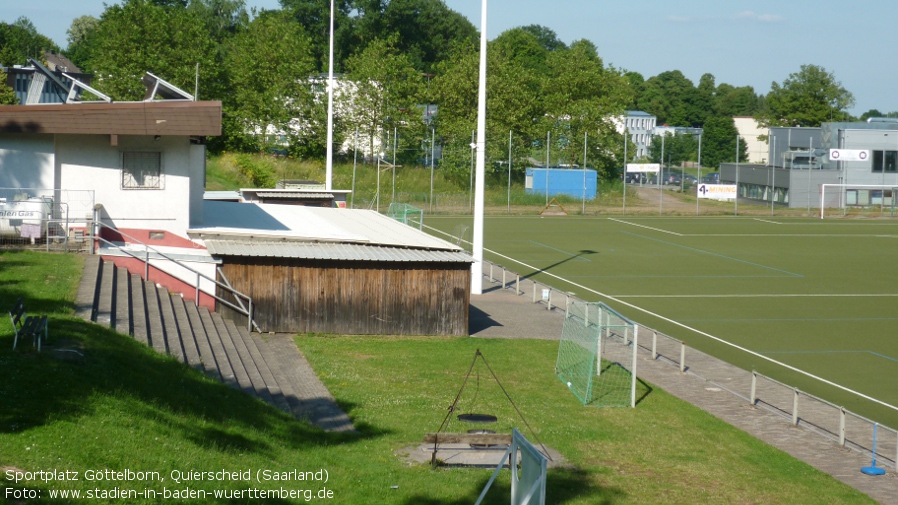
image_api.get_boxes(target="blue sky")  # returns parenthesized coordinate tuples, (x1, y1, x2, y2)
(8, 0, 897, 115)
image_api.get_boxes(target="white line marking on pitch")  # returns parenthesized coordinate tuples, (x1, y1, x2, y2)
(608, 218, 683, 236)
(754, 218, 783, 225)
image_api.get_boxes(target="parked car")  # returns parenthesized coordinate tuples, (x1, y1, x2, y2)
(662, 173, 682, 185)
(683, 174, 698, 185)
(701, 172, 720, 184)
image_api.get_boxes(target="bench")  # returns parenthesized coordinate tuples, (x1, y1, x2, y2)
(9, 297, 49, 351)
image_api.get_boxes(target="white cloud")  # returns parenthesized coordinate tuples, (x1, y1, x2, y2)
(734, 11, 784, 23)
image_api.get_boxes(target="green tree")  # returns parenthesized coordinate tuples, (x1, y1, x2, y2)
(85, 0, 218, 101)
(757, 64, 854, 128)
(700, 115, 747, 170)
(64, 15, 100, 69)
(491, 27, 549, 74)
(636, 70, 702, 126)
(220, 10, 316, 153)
(540, 39, 632, 179)
(432, 38, 544, 186)
(343, 36, 425, 165)
(519, 25, 567, 52)
(279, 0, 354, 71)
(0, 81, 18, 105)
(715, 83, 760, 117)
(0, 17, 59, 66)
(649, 132, 698, 167)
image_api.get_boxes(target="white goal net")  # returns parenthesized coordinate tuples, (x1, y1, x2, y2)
(819, 184, 898, 219)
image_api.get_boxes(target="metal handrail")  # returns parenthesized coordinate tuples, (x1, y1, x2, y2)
(91, 220, 258, 332)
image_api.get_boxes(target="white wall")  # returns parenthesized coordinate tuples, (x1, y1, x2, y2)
(734, 117, 767, 164)
(0, 134, 55, 190)
(57, 134, 200, 238)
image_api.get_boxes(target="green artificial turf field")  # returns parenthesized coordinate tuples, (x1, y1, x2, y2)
(426, 216, 898, 427)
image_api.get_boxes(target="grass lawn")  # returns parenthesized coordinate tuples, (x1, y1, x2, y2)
(0, 250, 878, 504)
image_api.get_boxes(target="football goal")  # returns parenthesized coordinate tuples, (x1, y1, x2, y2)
(555, 301, 638, 408)
(820, 184, 898, 219)
(386, 203, 423, 229)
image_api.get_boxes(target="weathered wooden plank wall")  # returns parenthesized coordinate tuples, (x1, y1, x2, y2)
(218, 257, 471, 335)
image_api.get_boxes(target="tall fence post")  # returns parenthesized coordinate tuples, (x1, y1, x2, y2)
(565, 296, 570, 318)
(502, 268, 506, 290)
(792, 389, 800, 426)
(489, 263, 494, 283)
(145, 248, 150, 280)
(651, 331, 657, 360)
(679, 342, 686, 373)
(547, 290, 552, 311)
(839, 407, 846, 446)
(750, 371, 757, 405)
(533, 283, 537, 303)
(516, 274, 520, 295)
(195, 272, 200, 306)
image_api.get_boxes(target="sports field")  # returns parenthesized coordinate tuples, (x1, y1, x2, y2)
(426, 215, 898, 427)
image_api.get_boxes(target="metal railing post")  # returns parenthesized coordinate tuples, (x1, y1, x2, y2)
(533, 283, 537, 303)
(792, 389, 800, 426)
(489, 263, 493, 283)
(547, 290, 552, 311)
(516, 274, 520, 295)
(195, 272, 201, 306)
(502, 268, 506, 290)
(247, 298, 253, 332)
(145, 248, 149, 279)
(679, 342, 686, 373)
(565, 296, 570, 318)
(652, 331, 657, 360)
(839, 407, 846, 446)
(750, 371, 757, 405)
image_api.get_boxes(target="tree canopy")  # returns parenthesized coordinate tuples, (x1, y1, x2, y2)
(757, 64, 854, 128)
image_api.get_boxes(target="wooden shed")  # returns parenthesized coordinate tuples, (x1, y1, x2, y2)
(191, 202, 471, 336)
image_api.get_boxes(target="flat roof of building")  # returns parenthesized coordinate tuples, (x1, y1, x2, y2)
(0, 100, 221, 136)
(190, 201, 465, 252)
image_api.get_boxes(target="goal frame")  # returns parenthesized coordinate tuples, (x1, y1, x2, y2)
(820, 184, 898, 219)
(555, 301, 638, 408)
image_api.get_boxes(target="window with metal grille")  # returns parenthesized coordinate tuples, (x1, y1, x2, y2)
(122, 152, 162, 189)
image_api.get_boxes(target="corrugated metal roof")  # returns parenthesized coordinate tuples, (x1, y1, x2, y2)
(256, 192, 334, 199)
(204, 239, 472, 263)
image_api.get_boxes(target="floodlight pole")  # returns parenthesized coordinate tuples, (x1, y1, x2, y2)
(471, 0, 487, 295)
(771, 136, 775, 216)
(508, 130, 512, 215)
(546, 131, 550, 205)
(430, 127, 435, 213)
(660, 134, 664, 216)
(582, 131, 587, 215)
(696, 134, 701, 216)
(351, 127, 358, 209)
(622, 134, 628, 214)
(325, 0, 335, 191)
(807, 137, 813, 216)
(735, 135, 740, 216)
(392, 126, 397, 203)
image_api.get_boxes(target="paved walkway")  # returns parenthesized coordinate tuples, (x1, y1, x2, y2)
(469, 275, 897, 505)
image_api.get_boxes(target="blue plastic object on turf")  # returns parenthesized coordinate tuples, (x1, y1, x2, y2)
(861, 423, 886, 476)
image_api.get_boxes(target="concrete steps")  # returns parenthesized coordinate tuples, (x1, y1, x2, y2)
(74, 257, 353, 432)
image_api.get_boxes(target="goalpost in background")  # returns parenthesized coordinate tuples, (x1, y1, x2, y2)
(820, 184, 898, 219)
(555, 301, 638, 408)
(386, 203, 424, 229)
